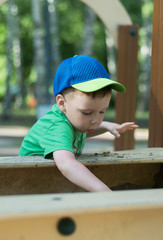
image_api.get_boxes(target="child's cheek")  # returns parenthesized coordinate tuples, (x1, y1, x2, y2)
(75, 117, 88, 130)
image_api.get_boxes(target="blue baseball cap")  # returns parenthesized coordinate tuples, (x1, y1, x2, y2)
(53, 55, 126, 96)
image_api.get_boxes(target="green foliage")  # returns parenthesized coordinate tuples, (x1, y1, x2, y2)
(93, 17, 107, 69)
(0, 0, 153, 115)
(142, 1, 153, 19)
(0, 4, 7, 100)
(57, 0, 84, 58)
(0, 0, 34, 100)
(16, 0, 34, 85)
(57, 0, 108, 67)
(120, 0, 143, 26)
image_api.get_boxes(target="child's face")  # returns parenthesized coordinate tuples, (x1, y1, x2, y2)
(59, 90, 111, 133)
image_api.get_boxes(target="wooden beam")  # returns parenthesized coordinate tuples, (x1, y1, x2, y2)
(0, 189, 163, 239)
(115, 25, 139, 150)
(148, 0, 163, 147)
(80, 0, 132, 47)
(0, 148, 162, 195)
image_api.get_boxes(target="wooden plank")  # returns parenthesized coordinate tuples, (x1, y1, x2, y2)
(148, 0, 163, 147)
(0, 190, 163, 240)
(115, 25, 138, 150)
(0, 148, 162, 194)
(0, 163, 160, 194)
(1, 148, 163, 168)
(0, 189, 163, 217)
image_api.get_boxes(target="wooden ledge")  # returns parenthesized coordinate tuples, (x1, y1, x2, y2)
(0, 189, 163, 240)
(0, 189, 163, 217)
(0, 148, 163, 169)
(0, 148, 162, 194)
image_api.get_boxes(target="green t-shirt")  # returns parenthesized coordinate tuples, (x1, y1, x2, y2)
(19, 104, 86, 158)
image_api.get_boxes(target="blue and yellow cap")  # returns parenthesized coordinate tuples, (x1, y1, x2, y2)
(53, 55, 126, 96)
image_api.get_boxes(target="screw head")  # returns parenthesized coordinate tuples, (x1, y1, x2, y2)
(57, 217, 76, 236)
(130, 29, 136, 36)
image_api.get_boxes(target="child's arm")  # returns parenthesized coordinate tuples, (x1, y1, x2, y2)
(87, 121, 138, 138)
(53, 150, 111, 192)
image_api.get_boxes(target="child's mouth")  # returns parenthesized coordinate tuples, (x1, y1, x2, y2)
(87, 129, 94, 133)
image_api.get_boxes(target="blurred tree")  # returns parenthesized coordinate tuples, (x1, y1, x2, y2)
(138, 0, 153, 111)
(0, 4, 7, 101)
(81, 5, 96, 56)
(120, 0, 143, 27)
(0, 0, 153, 117)
(44, 0, 52, 104)
(57, 0, 84, 58)
(18, 0, 33, 92)
(2, 0, 13, 119)
(31, 0, 46, 106)
(49, 0, 61, 77)
(12, 2, 25, 107)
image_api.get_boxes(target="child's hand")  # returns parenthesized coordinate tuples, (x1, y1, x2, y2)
(87, 121, 138, 139)
(108, 122, 138, 138)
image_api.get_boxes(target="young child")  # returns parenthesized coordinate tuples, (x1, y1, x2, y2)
(19, 55, 138, 192)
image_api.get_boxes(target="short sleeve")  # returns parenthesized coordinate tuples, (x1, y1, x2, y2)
(39, 120, 74, 157)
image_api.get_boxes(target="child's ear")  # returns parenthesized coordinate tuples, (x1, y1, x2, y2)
(56, 94, 66, 112)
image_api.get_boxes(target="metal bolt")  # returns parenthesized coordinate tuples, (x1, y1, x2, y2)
(57, 217, 76, 236)
(130, 29, 136, 36)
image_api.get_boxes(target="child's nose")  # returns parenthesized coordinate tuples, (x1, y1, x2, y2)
(91, 117, 100, 125)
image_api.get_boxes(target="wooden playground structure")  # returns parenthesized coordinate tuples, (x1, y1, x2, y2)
(0, 148, 163, 239)
(0, 148, 163, 195)
(0, 0, 163, 239)
(0, 189, 163, 240)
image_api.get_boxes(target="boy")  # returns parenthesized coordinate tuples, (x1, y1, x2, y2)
(19, 55, 138, 192)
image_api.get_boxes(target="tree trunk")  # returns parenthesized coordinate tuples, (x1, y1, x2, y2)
(81, 6, 96, 56)
(12, 1, 25, 107)
(44, 0, 51, 104)
(2, 0, 13, 119)
(31, 0, 46, 106)
(49, 0, 61, 75)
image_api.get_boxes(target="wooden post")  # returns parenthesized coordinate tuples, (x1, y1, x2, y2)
(148, 0, 163, 147)
(115, 25, 138, 151)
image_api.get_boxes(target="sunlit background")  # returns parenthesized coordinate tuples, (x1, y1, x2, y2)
(0, 0, 153, 156)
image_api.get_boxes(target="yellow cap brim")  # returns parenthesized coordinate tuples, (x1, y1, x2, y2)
(71, 78, 126, 93)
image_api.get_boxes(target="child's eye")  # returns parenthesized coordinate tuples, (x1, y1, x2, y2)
(82, 112, 92, 116)
(100, 111, 105, 114)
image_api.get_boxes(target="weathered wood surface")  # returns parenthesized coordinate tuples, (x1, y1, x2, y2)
(0, 189, 163, 240)
(0, 148, 162, 194)
(115, 25, 138, 150)
(1, 148, 163, 168)
(148, 0, 163, 147)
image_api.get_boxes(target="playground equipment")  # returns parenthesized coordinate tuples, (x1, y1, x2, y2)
(0, 148, 163, 195)
(0, 148, 163, 239)
(148, 0, 163, 147)
(81, 0, 138, 150)
(0, 189, 163, 240)
(81, 0, 163, 149)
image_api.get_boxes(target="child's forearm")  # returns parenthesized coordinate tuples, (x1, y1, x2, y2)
(60, 158, 110, 192)
(53, 150, 111, 192)
(87, 121, 138, 138)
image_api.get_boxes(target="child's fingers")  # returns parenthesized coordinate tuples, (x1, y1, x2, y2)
(117, 123, 139, 133)
(109, 129, 120, 138)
